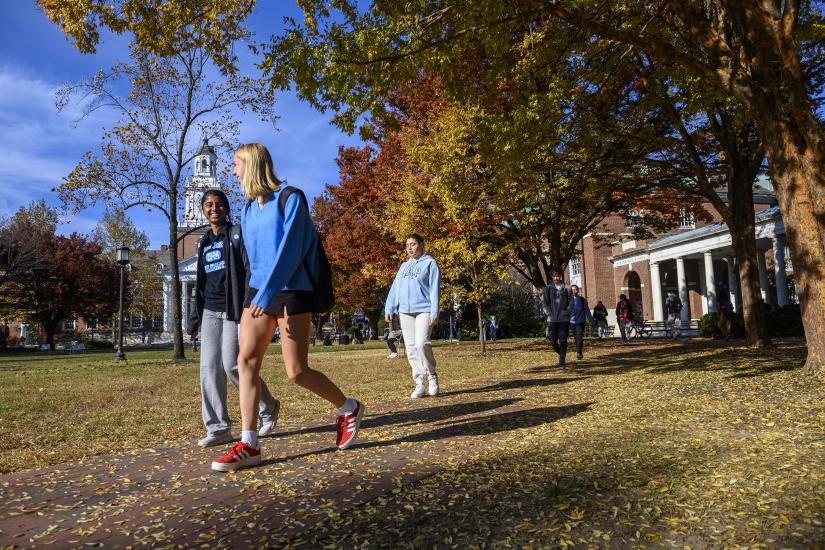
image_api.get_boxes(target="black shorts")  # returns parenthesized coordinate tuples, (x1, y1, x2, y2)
(244, 288, 314, 316)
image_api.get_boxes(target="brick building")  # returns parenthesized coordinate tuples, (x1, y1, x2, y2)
(567, 180, 793, 327)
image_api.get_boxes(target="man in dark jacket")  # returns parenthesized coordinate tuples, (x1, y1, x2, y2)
(543, 270, 573, 367)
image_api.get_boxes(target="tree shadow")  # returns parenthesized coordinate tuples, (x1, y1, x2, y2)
(439, 377, 587, 397)
(560, 340, 806, 379)
(273, 398, 525, 439)
(352, 403, 593, 450)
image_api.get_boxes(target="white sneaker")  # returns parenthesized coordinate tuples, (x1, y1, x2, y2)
(427, 375, 439, 397)
(410, 383, 426, 398)
(388, 352, 399, 359)
(198, 431, 234, 447)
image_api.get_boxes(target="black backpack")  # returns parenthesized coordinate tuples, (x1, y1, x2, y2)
(278, 186, 335, 314)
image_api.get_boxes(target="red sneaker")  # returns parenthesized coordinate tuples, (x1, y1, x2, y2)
(336, 400, 364, 450)
(211, 442, 261, 472)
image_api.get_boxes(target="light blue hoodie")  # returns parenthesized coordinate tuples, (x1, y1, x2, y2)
(241, 188, 316, 308)
(385, 254, 440, 318)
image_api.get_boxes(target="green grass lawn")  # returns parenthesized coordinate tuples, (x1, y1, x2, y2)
(0, 339, 527, 474)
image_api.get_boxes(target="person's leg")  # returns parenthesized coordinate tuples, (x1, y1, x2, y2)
(278, 311, 346, 407)
(199, 309, 231, 439)
(549, 322, 561, 354)
(413, 313, 438, 396)
(574, 323, 584, 357)
(399, 313, 424, 381)
(558, 322, 569, 365)
(414, 313, 437, 376)
(237, 309, 277, 435)
(618, 321, 627, 342)
(222, 317, 279, 428)
(386, 337, 398, 355)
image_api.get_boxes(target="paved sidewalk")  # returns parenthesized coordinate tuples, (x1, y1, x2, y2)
(0, 366, 593, 547)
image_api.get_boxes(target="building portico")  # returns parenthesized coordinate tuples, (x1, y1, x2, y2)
(610, 207, 792, 322)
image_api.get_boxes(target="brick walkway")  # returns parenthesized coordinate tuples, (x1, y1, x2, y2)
(0, 366, 592, 548)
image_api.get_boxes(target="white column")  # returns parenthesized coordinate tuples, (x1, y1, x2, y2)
(773, 235, 789, 307)
(697, 261, 708, 314)
(650, 261, 664, 321)
(726, 257, 741, 313)
(757, 249, 771, 305)
(676, 257, 690, 323)
(703, 251, 717, 313)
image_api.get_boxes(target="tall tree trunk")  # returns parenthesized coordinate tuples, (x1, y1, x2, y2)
(169, 217, 185, 361)
(477, 304, 486, 354)
(726, 171, 771, 347)
(756, 107, 825, 372)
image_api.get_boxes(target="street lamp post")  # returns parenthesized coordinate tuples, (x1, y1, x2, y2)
(115, 245, 130, 361)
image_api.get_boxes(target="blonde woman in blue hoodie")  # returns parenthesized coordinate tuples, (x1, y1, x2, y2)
(211, 143, 363, 472)
(384, 234, 441, 398)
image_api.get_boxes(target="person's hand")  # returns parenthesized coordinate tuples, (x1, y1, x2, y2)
(250, 304, 266, 318)
(429, 317, 437, 328)
(385, 314, 393, 324)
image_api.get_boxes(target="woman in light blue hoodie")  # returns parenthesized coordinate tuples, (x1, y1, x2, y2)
(384, 234, 441, 398)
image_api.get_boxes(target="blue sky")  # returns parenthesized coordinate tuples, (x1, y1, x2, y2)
(0, 2, 363, 248)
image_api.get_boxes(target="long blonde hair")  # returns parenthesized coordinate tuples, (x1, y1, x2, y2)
(235, 143, 281, 201)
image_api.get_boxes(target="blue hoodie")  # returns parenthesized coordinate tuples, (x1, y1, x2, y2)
(241, 188, 316, 308)
(570, 296, 594, 324)
(385, 254, 440, 317)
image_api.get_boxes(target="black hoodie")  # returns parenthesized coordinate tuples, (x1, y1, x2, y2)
(188, 223, 249, 334)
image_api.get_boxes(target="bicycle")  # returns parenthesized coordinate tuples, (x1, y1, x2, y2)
(627, 320, 652, 339)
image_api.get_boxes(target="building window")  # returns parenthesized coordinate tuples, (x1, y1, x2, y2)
(130, 313, 143, 329)
(86, 316, 98, 330)
(569, 256, 581, 277)
(63, 318, 76, 331)
(625, 209, 644, 228)
(784, 245, 793, 272)
(677, 208, 695, 229)
(152, 313, 164, 331)
(156, 263, 164, 273)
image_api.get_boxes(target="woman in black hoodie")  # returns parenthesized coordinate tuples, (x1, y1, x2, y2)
(188, 189, 279, 447)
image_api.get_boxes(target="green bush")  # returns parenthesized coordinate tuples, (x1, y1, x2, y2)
(698, 313, 719, 338)
(766, 304, 804, 338)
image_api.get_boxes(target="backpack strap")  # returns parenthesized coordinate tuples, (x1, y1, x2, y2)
(278, 185, 309, 216)
(277, 186, 318, 288)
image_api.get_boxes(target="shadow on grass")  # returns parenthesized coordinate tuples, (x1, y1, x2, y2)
(274, 398, 525, 439)
(439, 377, 587, 397)
(263, 402, 591, 467)
(540, 340, 807, 379)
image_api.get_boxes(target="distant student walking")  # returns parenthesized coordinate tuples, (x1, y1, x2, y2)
(385, 234, 441, 398)
(616, 294, 634, 344)
(211, 143, 363, 472)
(592, 300, 609, 339)
(543, 271, 573, 367)
(188, 189, 280, 448)
(665, 291, 683, 339)
(569, 285, 594, 360)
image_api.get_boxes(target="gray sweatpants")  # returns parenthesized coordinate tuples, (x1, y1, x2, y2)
(200, 309, 278, 435)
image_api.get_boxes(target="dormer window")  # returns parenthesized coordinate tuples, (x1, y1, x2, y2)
(677, 207, 695, 229)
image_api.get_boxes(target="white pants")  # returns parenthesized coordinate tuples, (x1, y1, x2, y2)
(399, 312, 437, 381)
